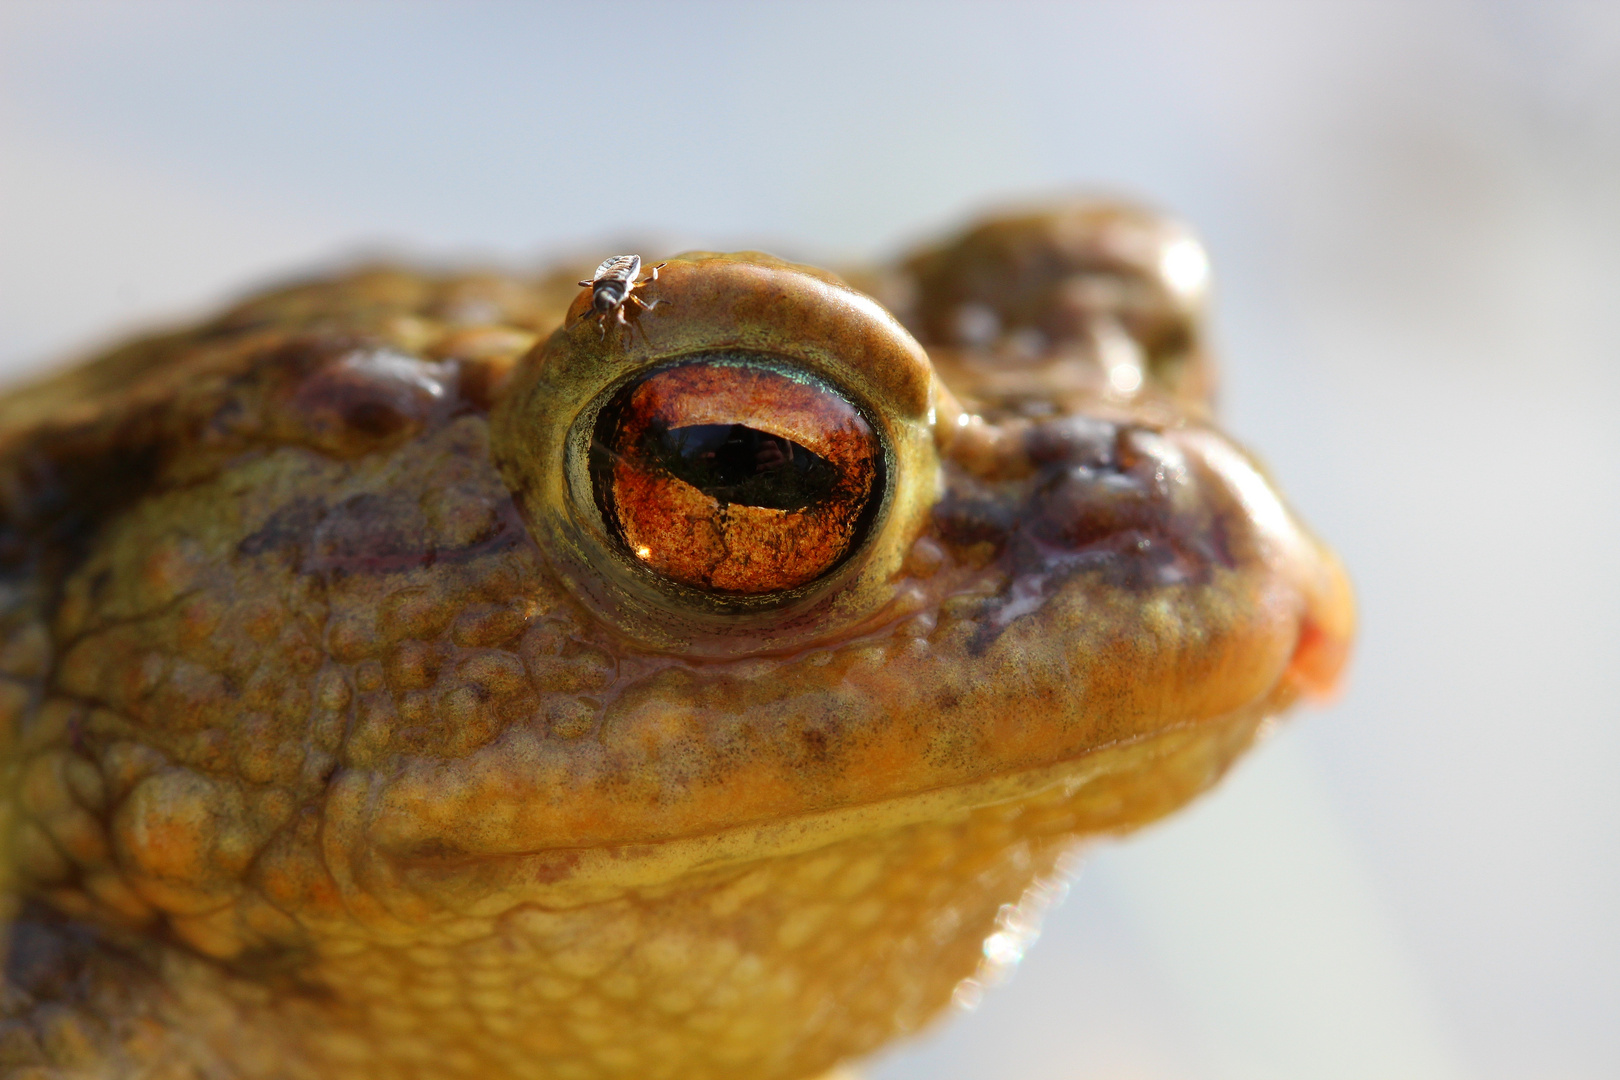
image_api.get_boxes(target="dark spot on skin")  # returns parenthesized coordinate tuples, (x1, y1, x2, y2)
(238, 497, 327, 560)
(314, 494, 432, 575)
(527, 850, 587, 885)
(938, 417, 1239, 654)
(934, 488, 1022, 548)
(238, 495, 525, 576)
(802, 727, 830, 762)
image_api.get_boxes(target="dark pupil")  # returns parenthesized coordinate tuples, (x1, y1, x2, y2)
(645, 423, 837, 510)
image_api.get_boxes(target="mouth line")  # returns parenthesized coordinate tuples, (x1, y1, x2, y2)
(379, 710, 1264, 874)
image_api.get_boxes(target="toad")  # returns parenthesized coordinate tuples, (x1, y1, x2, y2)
(0, 200, 1351, 1079)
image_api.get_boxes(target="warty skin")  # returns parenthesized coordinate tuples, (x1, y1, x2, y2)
(0, 200, 1351, 1079)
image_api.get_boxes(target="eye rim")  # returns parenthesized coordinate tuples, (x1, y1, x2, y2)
(575, 351, 892, 613)
(492, 251, 943, 657)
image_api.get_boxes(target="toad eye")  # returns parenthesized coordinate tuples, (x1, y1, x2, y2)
(588, 357, 884, 595)
(493, 251, 937, 656)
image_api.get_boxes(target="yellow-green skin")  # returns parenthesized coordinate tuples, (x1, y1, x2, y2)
(0, 201, 1352, 1079)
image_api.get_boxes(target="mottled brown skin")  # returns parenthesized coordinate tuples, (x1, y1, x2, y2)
(0, 202, 1352, 1079)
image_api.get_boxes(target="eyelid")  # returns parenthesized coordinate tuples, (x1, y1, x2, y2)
(628, 366, 860, 459)
(600, 356, 875, 428)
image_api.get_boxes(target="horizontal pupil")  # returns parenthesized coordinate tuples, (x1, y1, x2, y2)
(646, 423, 837, 511)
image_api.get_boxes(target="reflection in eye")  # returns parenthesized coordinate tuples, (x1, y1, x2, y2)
(590, 358, 884, 596)
(646, 423, 838, 511)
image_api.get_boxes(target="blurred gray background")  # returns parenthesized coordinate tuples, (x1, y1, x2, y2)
(2, 2, 1617, 1078)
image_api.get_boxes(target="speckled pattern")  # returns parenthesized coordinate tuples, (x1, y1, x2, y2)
(0, 202, 1352, 1079)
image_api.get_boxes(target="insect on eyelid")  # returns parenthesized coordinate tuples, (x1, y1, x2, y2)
(576, 254, 667, 340)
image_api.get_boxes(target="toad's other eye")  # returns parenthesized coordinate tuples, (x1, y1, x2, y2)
(589, 358, 884, 595)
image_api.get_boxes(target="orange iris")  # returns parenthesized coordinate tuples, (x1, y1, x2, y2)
(589, 358, 884, 595)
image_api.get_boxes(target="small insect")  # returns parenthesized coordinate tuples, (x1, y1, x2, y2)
(576, 254, 666, 339)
